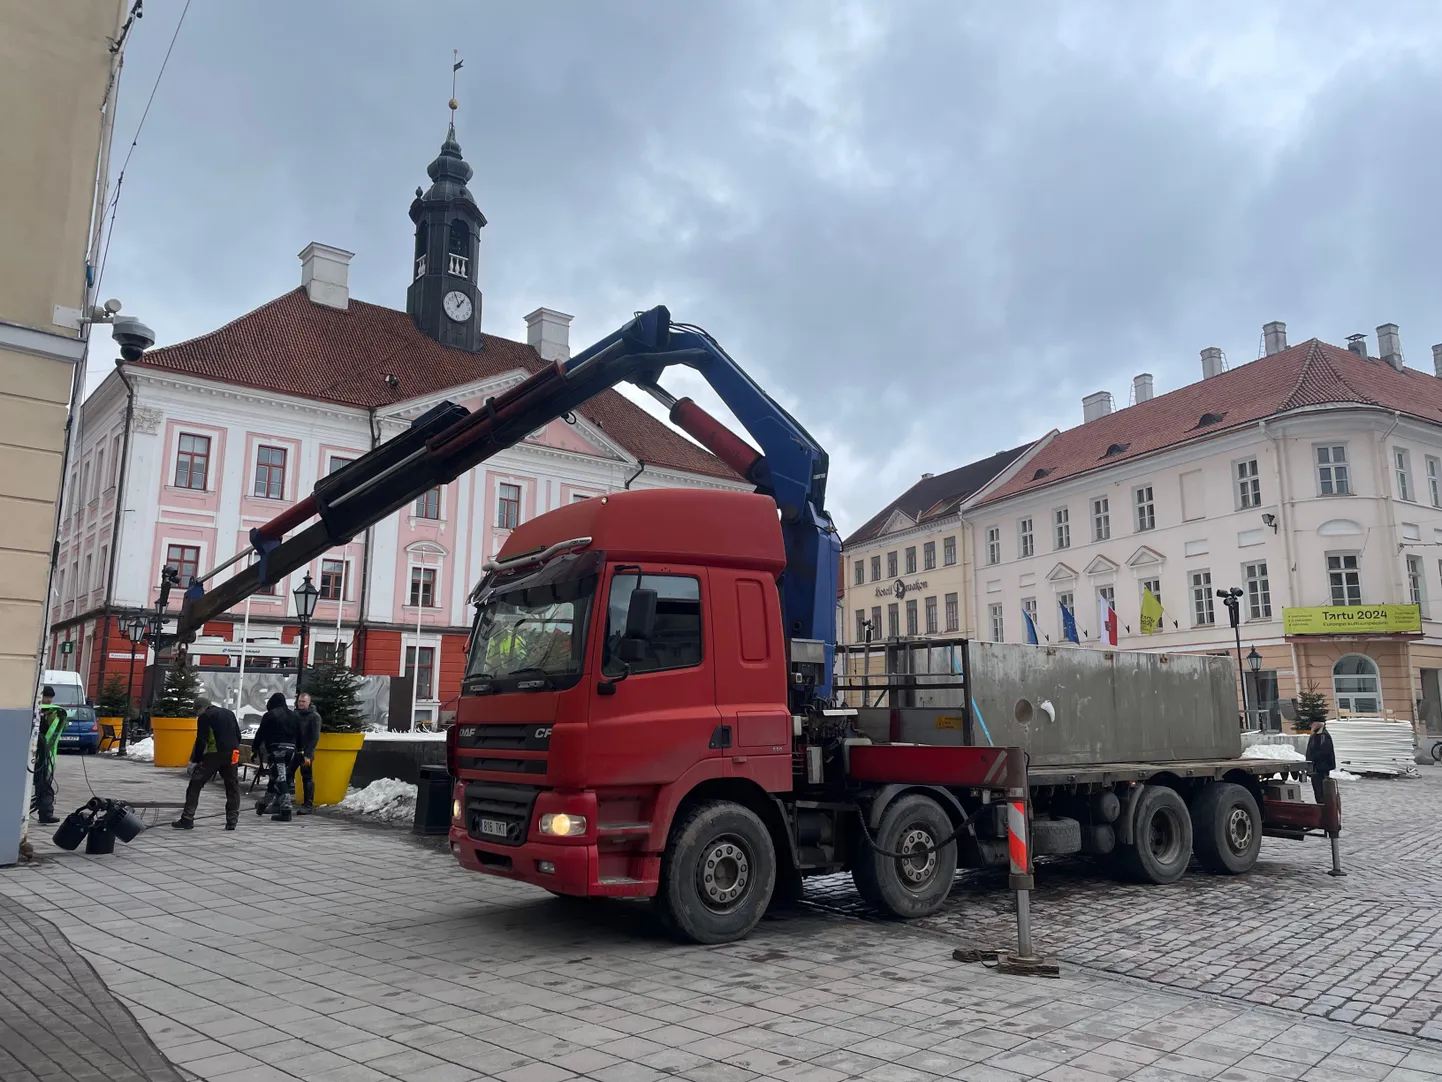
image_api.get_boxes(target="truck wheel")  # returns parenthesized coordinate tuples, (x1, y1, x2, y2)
(851, 794, 957, 920)
(654, 800, 776, 945)
(1189, 782, 1261, 875)
(1119, 785, 1192, 885)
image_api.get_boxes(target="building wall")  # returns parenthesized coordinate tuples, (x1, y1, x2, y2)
(841, 519, 976, 645)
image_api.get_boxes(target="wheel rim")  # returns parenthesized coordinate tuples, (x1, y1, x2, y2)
(1224, 805, 1254, 854)
(697, 834, 752, 912)
(894, 825, 938, 891)
(1146, 806, 1185, 865)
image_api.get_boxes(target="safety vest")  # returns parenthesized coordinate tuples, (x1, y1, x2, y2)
(37, 706, 65, 766)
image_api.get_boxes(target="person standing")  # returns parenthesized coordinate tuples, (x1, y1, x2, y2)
(292, 691, 322, 815)
(173, 696, 242, 831)
(252, 692, 302, 821)
(31, 686, 64, 825)
(1305, 718, 1337, 804)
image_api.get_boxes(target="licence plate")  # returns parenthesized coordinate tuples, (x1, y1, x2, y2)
(60, 736, 79, 743)
(478, 818, 509, 838)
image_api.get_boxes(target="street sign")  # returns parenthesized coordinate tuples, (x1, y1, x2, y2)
(59, 641, 74, 654)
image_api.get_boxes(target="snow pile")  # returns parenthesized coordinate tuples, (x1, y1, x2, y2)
(339, 778, 417, 822)
(361, 731, 446, 742)
(1242, 743, 1305, 762)
(114, 737, 154, 762)
(1331, 768, 1361, 781)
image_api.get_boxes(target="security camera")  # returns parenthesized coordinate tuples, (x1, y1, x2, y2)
(111, 315, 155, 361)
(103, 298, 123, 315)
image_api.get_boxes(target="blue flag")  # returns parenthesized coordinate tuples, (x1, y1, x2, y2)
(1022, 608, 1039, 645)
(1060, 601, 1080, 644)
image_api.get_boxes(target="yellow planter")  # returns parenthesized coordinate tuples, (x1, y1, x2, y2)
(151, 716, 197, 767)
(97, 717, 123, 749)
(309, 731, 365, 806)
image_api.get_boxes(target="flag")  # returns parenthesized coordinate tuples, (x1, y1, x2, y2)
(1140, 587, 1164, 635)
(1022, 607, 1039, 645)
(1098, 594, 1118, 646)
(454, 58, 465, 72)
(1060, 601, 1079, 644)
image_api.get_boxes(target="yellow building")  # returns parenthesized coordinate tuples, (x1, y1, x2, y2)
(1, 0, 129, 861)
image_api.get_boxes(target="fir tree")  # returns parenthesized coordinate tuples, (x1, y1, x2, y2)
(153, 654, 201, 717)
(96, 674, 131, 718)
(1295, 685, 1329, 731)
(304, 661, 367, 732)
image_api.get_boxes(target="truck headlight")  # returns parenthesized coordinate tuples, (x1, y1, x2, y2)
(539, 813, 587, 837)
(452, 799, 462, 822)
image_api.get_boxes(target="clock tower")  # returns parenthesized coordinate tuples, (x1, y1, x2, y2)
(406, 119, 486, 351)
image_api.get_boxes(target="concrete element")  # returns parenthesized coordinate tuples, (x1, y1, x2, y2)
(524, 307, 574, 363)
(8, 754, 1442, 1082)
(1082, 391, 1113, 423)
(1200, 346, 1226, 379)
(352, 734, 446, 788)
(299, 242, 355, 309)
(1379, 323, 1405, 372)
(1132, 372, 1153, 404)
(1264, 320, 1289, 356)
(1349, 333, 1370, 358)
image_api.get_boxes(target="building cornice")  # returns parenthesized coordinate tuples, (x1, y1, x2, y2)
(127, 369, 371, 423)
(0, 319, 86, 364)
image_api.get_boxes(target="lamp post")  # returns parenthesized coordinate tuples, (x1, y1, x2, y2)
(293, 571, 320, 695)
(1218, 587, 1247, 729)
(117, 614, 146, 757)
(1246, 646, 1264, 730)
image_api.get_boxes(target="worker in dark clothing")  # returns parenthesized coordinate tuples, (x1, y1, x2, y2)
(252, 692, 302, 821)
(31, 686, 65, 825)
(1305, 718, 1337, 804)
(292, 691, 322, 814)
(173, 696, 242, 831)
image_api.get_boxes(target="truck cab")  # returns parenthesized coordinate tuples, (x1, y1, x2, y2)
(448, 487, 796, 920)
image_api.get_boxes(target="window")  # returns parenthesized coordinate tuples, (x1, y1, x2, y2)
(924, 595, 938, 634)
(905, 547, 917, 575)
(1021, 597, 1037, 636)
(923, 541, 936, 571)
(80, 463, 90, 504)
(328, 456, 353, 475)
(1244, 561, 1271, 620)
(1092, 497, 1110, 542)
(854, 560, 865, 587)
(497, 482, 522, 529)
(405, 646, 436, 700)
(945, 593, 959, 633)
(1019, 517, 1034, 558)
(1054, 508, 1070, 550)
(572, 493, 591, 503)
(1408, 555, 1425, 611)
(989, 603, 1004, 643)
(985, 527, 1000, 565)
(1317, 444, 1350, 495)
(82, 554, 92, 595)
(1190, 569, 1215, 626)
(887, 551, 898, 578)
(173, 434, 211, 490)
(320, 559, 347, 601)
(905, 599, 918, 636)
(943, 536, 956, 566)
(1057, 592, 1074, 636)
(871, 606, 882, 638)
(414, 487, 442, 519)
(315, 640, 347, 664)
(887, 603, 899, 638)
(602, 573, 703, 676)
(1327, 553, 1361, 606)
(1395, 448, 1414, 502)
(110, 434, 122, 485)
(95, 449, 105, 495)
(56, 567, 66, 605)
(1141, 578, 1161, 607)
(253, 445, 287, 499)
(165, 544, 200, 584)
(855, 609, 867, 642)
(1333, 654, 1381, 715)
(1429, 457, 1442, 508)
(870, 555, 881, 582)
(409, 566, 437, 607)
(97, 546, 107, 587)
(1098, 584, 1115, 610)
(1236, 459, 1261, 509)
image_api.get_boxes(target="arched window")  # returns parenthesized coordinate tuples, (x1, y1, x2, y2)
(447, 219, 470, 278)
(1332, 654, 1381, 715)
(414, 227, 428, 279)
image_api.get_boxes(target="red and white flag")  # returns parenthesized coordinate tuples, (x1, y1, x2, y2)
(1098, 594, 1118, 646)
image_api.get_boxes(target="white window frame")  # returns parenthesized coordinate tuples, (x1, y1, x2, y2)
(887, 603, 899, 638)
(1395, 447, 1415, 503)
(1092, 496, 1110, 542)
(944, 593, 960, 633)
(1190, 569, 1215, 627)
(924, 595, 938, 634)
(1018, 517, 1034, 558)
(905, 546, 917, 575)
(985, 526, 1001, 565)
(1332, 654, 1382, 715)
(1327, 552, 1362, 607)
(1057, 591, 1074, 638)
(1316, 443, 1351, 496)
(1429, 456, 1442, 508)
(1236, 458, 1261, 510)
(407, 562, 441, 608)
(1021, 596, 1037, 634)
(1408, 554, 1425, 611)
(943, 536, 957, 566)
(871, 555, 881, 582)
(923, 541, 936, 571)
(905, 598, 918, 636)
(495, 480, 524, 530)
(887, 551, 898, 578)
(1140, 577, 1161, 609)
(1053, 507, 1070, 550)
(854, 559, 865, 587)
(988, 603, 1004, 643)
(1243, 560, 1271, 620)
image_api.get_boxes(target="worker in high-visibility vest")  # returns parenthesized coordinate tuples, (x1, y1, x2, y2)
(31, 685, 65, 824)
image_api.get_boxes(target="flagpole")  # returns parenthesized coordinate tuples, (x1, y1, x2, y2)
(236, 594, 250, 713)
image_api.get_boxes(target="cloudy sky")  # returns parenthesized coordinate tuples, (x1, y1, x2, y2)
(96, 0, 1442, 534)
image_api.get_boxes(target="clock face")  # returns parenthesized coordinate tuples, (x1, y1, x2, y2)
(443, 290, 473, 322)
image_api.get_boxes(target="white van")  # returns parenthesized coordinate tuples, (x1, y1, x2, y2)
(40, 670, 86, 708)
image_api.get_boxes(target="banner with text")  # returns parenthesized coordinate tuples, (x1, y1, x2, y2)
(1282, 604, 1422, 636)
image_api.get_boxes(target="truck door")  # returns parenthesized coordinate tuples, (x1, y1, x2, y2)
(710, 568, 790, 779)
(585, 565, 723, 786)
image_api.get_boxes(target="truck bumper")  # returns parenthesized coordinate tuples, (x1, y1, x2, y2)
(449, 828, 657, 898)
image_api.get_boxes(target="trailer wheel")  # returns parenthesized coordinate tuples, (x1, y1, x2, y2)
(1189, 782, 1261, 875)
(852, 794, 957, 920)
(653, 800, 776, 945)
(1119, 785, 1192, 885)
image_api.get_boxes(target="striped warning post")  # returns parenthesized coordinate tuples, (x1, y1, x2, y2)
(1007, 799, 1028, 876)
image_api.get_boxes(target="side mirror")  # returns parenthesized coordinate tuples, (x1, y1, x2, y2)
(618, 637, 646, 663)
(624, 588, 658, 641)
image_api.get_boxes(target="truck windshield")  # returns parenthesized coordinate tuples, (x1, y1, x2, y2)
(464, 550, 602, 692)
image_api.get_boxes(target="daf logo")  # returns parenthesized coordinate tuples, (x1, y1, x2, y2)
(893, 579, 907, 599)
(535, 727, 552, 740)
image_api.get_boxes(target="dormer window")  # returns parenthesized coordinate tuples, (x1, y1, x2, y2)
(1102, 442, 1131, 458)
(1032, 467, 1055, 480)
(1196, 411, 1227, 428)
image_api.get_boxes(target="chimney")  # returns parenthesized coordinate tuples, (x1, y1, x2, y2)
(524, 307, 573, 362)
(1263, 321, 1288, 356)
(1433, 344, 1442, 378)
(1200, 346, 1225, 380)
(1082, 391, 1114, 423)
(1347, 333, 1368, 358)
(297, 242, 354, 310)
(1132, 373, 1154, 404)
(921, 472, 935, 480)
(1377, 323, 1404, 371)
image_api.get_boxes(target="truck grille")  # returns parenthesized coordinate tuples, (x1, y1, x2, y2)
(464, 781, 540, 847)
(458, 724, 551, 752)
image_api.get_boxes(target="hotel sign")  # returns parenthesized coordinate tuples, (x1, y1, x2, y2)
(876, 578, 928, 599)
(1282, 604, 1422, 636)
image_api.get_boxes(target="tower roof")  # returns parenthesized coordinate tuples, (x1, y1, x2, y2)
(410, 122, 485, 226)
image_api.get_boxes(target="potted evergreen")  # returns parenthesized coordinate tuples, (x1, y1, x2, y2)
(95, 674, 130, 749)
(151, 655, 201, 768)
(1294, 686, 1329, 734)
(303, 661, 368, 805)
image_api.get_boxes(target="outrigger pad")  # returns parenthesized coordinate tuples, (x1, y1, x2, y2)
(993, 951, 1060, 978)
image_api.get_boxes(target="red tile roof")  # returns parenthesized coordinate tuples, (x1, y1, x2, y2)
(979, 338, 1440, 506)
(132, 288, 739, 481)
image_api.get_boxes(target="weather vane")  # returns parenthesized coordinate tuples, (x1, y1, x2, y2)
(450, 49, 463, 117)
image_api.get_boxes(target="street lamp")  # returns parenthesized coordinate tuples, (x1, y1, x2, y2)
(1218, 587, 1248, 729)
(117, 615, 147, 757)
(293, 571, 320, 694)
(1246, 646, 1264, 730)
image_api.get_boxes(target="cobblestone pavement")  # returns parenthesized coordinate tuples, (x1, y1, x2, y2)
(804, 771, 1442, 1040)
(2, 755, 1441, 1082)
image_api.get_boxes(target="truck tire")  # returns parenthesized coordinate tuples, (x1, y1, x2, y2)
(1031, 817, 1081, 856)
(851, 794, 957, 920)
(1189, 782, 1261, 875)
(653, 800, 776, 945)
(1119, 785, 1192, 885)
